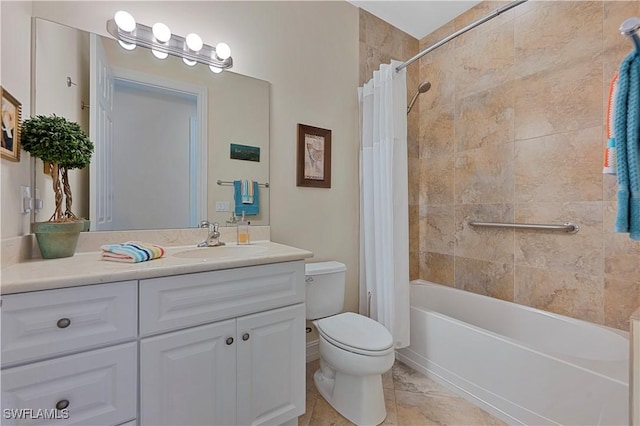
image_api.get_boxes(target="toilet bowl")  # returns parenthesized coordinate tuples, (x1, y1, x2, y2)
(306, 262, 395, 425)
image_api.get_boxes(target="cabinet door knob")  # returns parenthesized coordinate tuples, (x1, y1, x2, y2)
(56, 318, 71, 329)
(226, 337, 234, 345)
(55, 399, 69, 410)
(242, 333, 250, 341)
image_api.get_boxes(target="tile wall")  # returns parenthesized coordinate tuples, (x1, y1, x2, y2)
(416, 1, 640, 330)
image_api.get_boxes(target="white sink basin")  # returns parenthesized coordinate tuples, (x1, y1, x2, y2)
(173, 245, 267, 260)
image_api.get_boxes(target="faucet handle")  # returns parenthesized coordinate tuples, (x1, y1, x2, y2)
(200, 220, 219, 232)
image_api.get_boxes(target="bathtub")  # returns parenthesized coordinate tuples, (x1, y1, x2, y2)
(396, 280, 629, 425)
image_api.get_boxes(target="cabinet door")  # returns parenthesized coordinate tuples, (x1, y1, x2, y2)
(140, 320, 236, 426)
(1, 343, 137, 426)
(236, 303, 305, 426)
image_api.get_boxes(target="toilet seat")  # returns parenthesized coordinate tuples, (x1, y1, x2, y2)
(315, 312, 394, 356)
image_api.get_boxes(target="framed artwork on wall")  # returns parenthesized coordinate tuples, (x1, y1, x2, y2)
(296, 123, 331, 188)
(1, 86, 22, 162)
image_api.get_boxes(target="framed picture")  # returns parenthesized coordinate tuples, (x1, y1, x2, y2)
(230, 143, 261, 162)
(297, 123, 331, 188)
(1, 86, 22, 162)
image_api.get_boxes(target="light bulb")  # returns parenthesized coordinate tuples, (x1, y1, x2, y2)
(152, 23, 171, 43)
(118, 40, 136, 51)
(152, 49, 168, 59)
(185, 33, 203, 52)
(209, 65, 223, 74)
(114, 11, 136, 33)
(215, 42, 231, 60)
(183, 57, 197, 66)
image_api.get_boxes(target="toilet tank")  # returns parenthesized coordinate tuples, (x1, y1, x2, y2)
(305, 261, 347, 320)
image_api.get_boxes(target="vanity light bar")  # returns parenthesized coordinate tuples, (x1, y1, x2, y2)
(106, 18, 233, 71)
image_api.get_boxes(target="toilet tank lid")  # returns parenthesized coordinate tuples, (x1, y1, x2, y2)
(305, 261, 346, 275)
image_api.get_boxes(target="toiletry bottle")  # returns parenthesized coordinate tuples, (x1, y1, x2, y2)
(237, 211, 250, 244)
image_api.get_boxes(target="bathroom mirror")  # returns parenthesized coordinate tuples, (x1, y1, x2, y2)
(32, 18, 270, 231)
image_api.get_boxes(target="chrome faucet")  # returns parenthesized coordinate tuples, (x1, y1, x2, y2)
(198, 220, 225, 247)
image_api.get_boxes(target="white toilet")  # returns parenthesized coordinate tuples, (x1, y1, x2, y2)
(305, 261, 395, 426)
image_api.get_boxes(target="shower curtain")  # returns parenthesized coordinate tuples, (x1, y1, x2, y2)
(358, 61, 410, 348)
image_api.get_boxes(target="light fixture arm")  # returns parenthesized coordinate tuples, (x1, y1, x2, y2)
(106, 19, 233, 70)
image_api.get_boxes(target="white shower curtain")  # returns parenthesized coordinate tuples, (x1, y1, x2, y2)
(358, 61, 410, 348)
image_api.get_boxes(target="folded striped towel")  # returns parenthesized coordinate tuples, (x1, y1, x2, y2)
(234, 180, 259, 215)
(101, 241, 165, 263)
(241, 179, 254, 204)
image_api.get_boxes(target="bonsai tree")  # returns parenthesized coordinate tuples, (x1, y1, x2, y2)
(21, 114, 94, 222)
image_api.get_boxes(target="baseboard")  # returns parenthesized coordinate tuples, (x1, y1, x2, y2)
(306, 339, 319, 362)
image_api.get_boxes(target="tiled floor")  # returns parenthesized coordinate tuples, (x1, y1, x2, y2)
(299, 359, 506, 426)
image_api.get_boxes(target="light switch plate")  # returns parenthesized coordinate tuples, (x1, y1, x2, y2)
(215, 201, 231, 212)
(20, 186, 31, 214)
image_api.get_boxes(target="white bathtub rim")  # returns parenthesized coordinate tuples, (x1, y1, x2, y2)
(409, 280, 629, 363)
(410, 279, 628, 339)
(412, 305, 628, 385)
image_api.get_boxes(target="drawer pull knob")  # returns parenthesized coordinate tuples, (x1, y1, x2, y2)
(56, 318, 71, 329)
(226, 337, 234, 345)
(55, 399, 69, 410)
(242, 333, 250, 341)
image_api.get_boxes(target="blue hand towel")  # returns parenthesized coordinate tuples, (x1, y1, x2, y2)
(234, 180, 259, 216)
(614, 50, 640, 240)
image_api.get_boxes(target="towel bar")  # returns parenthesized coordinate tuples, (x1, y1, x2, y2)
(468, 221, 579, 234)
(217, 179, 269, 188)
(621, 17, 640, 52)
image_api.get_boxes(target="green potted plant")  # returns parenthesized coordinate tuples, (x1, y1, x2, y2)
(21, 114, 94, 259)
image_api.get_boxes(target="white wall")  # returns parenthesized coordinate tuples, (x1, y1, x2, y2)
(30, 1, 361, 312)
(112, 82, 194, 230)
(1, 1, 33, 239)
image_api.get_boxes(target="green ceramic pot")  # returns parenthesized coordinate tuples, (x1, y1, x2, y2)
(33, 221, 84, 259)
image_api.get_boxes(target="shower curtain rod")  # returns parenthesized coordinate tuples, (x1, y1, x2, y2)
(395, 0, 528, 72)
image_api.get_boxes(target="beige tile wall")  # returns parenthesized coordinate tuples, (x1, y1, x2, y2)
(417, 1, 640, 331)
(359, 9, 420, 278)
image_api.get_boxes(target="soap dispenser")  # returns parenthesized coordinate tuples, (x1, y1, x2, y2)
(237, 211, 250, 244)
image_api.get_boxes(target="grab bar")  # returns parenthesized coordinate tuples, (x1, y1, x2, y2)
(468, 221, 579, 234)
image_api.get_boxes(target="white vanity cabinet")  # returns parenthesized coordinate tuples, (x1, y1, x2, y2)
(0, 281, 138, 426)
(1, 256, 307, 426)
(139, 260, 306, 426)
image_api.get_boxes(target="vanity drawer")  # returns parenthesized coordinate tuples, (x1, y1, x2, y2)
(1, 281, 137, 366)
(140, 260, 304, 336)
(1, 342, 137, 426)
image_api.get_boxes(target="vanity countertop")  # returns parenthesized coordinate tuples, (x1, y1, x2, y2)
(0, 241, 313, 295)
